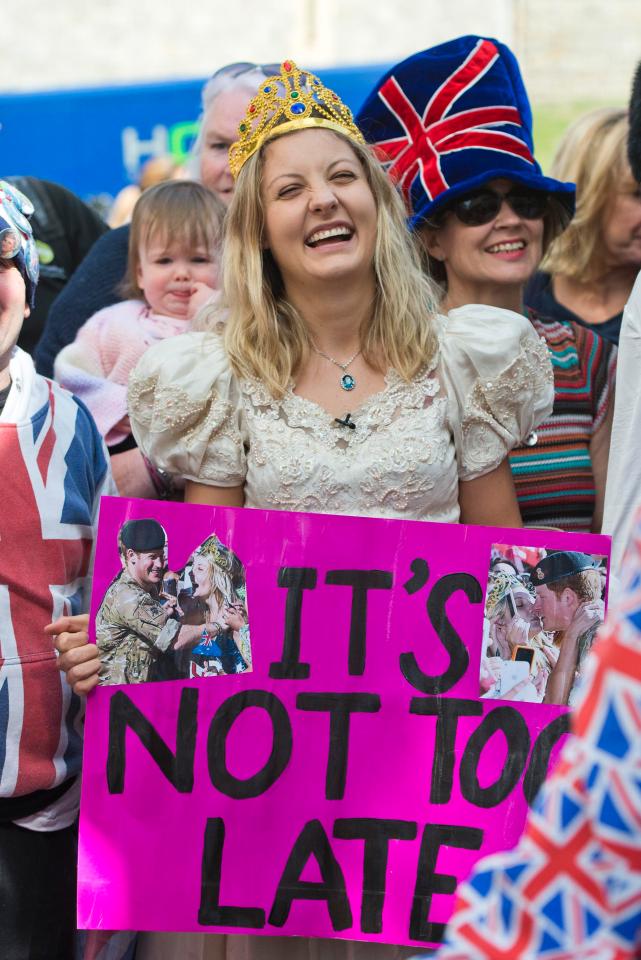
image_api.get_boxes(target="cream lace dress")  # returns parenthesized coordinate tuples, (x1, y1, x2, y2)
(127, 304, 552, 960)
(129, 305, 552, 525)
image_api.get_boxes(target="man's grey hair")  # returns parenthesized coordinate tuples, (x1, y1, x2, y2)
(186, 63, 277, 179)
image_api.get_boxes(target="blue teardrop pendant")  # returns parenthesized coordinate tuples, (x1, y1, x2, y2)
(341, 374, 356, 391)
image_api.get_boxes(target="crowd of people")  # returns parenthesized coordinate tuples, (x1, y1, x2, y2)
(2, 31, 641, 960)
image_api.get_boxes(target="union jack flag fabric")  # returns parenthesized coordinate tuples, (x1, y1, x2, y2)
(356, 35, 575, 226)
(427, 512, 641, 959)
(0, 347, 112, 812)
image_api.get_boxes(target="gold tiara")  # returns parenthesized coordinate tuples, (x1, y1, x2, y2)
(228, 60, 366, 179)
(195, 535, 226, 569)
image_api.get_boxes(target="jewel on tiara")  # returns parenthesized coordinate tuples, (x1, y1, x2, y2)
(228, 60, 366, 180)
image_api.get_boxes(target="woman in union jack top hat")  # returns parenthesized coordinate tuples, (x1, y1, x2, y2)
(357, 35, 617, 535)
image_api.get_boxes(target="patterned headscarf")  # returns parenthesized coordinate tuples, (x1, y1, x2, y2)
(0, 180, 39, 309)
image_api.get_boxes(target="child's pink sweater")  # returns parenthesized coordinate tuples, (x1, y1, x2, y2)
(55, 299, 190, 446)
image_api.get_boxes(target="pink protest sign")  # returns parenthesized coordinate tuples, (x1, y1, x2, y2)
(79, 497, 610, 948)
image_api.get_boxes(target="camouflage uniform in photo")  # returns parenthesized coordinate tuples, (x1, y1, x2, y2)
(96, 571, 181, 684)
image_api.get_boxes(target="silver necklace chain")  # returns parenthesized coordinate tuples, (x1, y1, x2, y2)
(310, 342, 362, 392)
(310, 343, 362, 372)
(312, 341, 363, 373)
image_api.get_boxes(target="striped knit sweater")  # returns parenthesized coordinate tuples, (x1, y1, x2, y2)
(509, 311, 616, 532)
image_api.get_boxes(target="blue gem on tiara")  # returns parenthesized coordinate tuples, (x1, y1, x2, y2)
(290, 102, 306, 115)
(263, 85, 272, 93)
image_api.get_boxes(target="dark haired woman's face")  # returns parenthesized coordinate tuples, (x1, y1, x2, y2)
(423, 179, 544, 298)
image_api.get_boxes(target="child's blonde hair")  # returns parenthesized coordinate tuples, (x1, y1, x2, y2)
(120, 180, 225, 299)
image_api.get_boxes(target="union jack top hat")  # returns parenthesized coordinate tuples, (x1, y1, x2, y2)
(356, 35, 576, 228)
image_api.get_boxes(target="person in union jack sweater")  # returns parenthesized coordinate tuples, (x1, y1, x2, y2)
(0, 180, 115, 959)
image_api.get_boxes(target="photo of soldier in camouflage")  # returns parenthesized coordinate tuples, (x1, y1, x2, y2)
(95, 519, 251, 685)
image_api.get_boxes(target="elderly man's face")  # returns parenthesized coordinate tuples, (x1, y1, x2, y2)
(533, 583, 574, 631)
(198, 86, 251, 205)
(126, 548, 165, 590)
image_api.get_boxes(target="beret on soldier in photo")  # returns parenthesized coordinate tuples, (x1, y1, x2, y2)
(628, 59, 641, 184)
(120, 519, 167, 552)
(532, 551, 598, 586)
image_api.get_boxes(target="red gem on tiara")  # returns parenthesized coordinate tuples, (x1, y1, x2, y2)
(284, 61, 292, 71)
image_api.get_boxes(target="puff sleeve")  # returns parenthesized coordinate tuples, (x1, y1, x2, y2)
(438, 305, 553, 481)
(128, 331, 247, 487)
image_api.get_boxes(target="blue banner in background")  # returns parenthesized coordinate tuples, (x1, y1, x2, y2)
(0, 64, 389, 215)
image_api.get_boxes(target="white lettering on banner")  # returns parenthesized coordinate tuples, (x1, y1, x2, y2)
(122, 125, 169, 179)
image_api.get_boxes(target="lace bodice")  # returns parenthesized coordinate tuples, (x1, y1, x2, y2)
(128, 305, 553, 523)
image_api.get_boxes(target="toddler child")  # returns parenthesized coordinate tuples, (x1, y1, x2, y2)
(55, 179, 225, 498)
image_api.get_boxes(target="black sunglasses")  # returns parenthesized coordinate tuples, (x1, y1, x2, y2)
(447, 187, 549, 226)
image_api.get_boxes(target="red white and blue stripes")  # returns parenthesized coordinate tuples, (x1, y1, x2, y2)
(509, 313, 616, 532)
(0, 349, 110, 807)
(373, 40, 534, 205)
